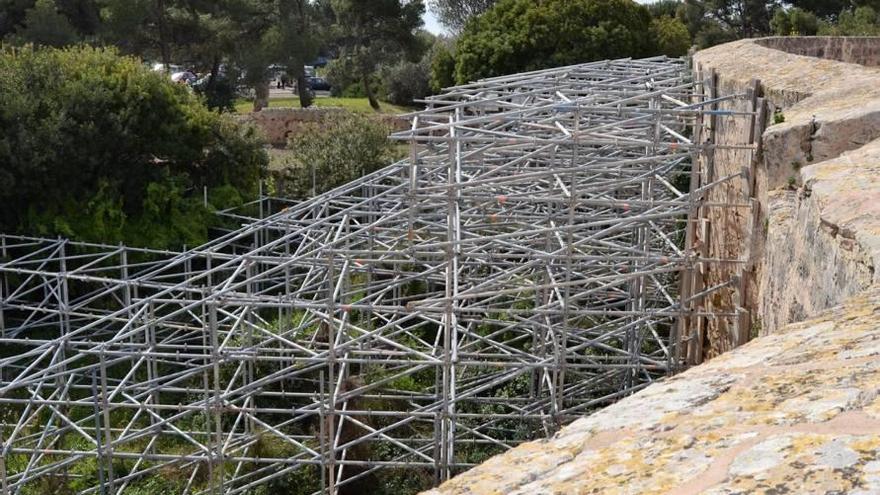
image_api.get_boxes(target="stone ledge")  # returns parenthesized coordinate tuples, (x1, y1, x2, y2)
(424, 286, 880, 494)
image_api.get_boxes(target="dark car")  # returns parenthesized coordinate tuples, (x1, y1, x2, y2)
(307, 76, 331, 91)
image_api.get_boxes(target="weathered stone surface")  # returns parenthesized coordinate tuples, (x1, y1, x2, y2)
(695, 37, 880, 336)
(424, 287, 880, 494)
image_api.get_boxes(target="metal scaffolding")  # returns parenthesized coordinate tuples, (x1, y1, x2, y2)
(0, 57, 755, 495)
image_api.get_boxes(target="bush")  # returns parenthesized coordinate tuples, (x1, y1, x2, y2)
(380, 58, 430, 106)
(454, 0, 654, 83)
(282, 112, 402, 199)
(0, 45, 267, 248)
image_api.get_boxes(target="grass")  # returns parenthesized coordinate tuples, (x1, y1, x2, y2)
(234, 97, 413, 115)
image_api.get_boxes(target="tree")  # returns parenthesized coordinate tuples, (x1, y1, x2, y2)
(274, 0, 323, 109)
(429, 0, 495, 32)
(770, 7, 818, 34)
(0, 0, 33, 39)
(697, 0, 776, 38)
(675, 0, 737, 49)
(787, 0, 848, 19)
(0, 45, 267, 248)
(651, 16, 691, 57)
(820, 5, 880, 34)
(648, 0, 683, 18)
(454, 0, 654, 84)
(331, 0, 425, 110)
(56, 0, 100, 36)
(4, 0, 79, 46)
(99, 0, 175, 64)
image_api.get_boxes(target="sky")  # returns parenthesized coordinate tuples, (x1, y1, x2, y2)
(423, 5, 448, 35)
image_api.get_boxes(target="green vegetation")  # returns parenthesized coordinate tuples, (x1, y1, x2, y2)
(773, 110, 786, 125)
(771, 7, 819, 35)
(279, 112, 405, 199)
(819, 5, 880, 35)
(0, 45, 266, 248)
(453, 0, 655, 83)
(328, 0, 425, 110)
(651, 15, 692, 57)
(429, 0, 497, 32)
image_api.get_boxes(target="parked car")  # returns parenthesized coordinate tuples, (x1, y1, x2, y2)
(307, 76, 331, 91)
(171, 71, 198, 85)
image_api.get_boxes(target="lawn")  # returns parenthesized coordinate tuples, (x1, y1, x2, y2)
(235, 97, 413, 115)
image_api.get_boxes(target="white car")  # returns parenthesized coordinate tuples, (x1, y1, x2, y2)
(171, 71, 198, 85)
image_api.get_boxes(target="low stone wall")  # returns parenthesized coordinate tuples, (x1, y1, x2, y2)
(238, 107, 410, 147)
(238, 108, 348, 147)
(755, 36, 880, 66)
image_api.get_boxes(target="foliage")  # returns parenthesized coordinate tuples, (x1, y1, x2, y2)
(99, 0, 323, 110)
(330, 0, 425, 110)
(453, 0, 654, 84)
(380, 56, 431, 106)
(819, 6, 880, 35)
(4, 0, 79, 46)
(428, 0, 496, 32)
(0, 45, 266, 248)
(674, 0, 742, 49)
(692, 18, 738, 49)
(326, 54, 374, 97)
(1, 0, 98, 42)
(788, 0, 849, 19)
(651, 16, 691, 57)
(702, 0, 776, 37)
(429, 40, 455, 93)
(281, 112, 401, 199)
(770, 7, 818, 35)
(648, 0, 683, 18)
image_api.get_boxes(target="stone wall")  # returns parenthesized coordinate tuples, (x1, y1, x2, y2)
(694, 37, 880, 337)
(755, 36, 880, 66)
(237, 108, 348, 147)
(238, 107, 410, 147)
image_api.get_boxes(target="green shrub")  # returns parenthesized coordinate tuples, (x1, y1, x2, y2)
(0, 44, 267, 248)
(380, 58, 430, 106)
(281, 112, 402, 199)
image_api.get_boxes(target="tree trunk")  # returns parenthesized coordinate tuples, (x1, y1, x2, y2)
(253, 80, 270, 112)
(297, 73, 313, 108)
(363, 73, 380, 111)
(207, 55, 220, 92)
